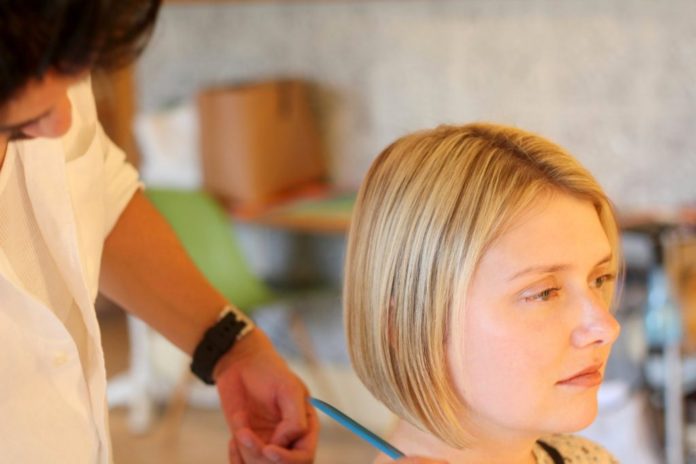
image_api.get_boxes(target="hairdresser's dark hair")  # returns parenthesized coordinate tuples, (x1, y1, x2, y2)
(0, 0, 161, 104)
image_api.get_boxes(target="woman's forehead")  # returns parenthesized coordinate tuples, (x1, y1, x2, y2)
(479, 193, 612, 278)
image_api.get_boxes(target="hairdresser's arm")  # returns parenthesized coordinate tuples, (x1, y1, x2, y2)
(100, 190, 317, 463)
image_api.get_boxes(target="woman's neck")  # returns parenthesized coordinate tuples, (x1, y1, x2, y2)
(385, 419, 539, 464)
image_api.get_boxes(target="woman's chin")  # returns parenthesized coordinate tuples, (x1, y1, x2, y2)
(550, 396, 599, 433)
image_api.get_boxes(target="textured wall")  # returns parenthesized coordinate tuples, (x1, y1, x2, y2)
(136, 0, 696, 211)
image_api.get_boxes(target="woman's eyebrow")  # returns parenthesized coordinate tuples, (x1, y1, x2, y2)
(507, 263, 569, 282)
(506, 253, 613, 282)
(593, 253, 613, 268)
(0, 109, 51, 133)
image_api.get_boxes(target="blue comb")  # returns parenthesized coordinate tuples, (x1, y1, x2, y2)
(310, 397, 405, 460)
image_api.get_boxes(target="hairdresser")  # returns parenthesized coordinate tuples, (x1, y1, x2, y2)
(0, 1, 319, 462)
(0, 1, 451, 463)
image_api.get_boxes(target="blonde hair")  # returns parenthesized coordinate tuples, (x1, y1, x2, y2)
(344, 123, 620, 448)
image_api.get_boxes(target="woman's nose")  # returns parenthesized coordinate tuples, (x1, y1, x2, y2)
(570, 293, 621, 348)
(21, 95, 72, 139)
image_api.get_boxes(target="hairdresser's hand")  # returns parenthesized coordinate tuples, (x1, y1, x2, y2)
(396, 458, 449, 464)
(214, 329, 318, 464)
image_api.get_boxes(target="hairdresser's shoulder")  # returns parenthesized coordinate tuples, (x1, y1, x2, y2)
(538, 434, 619, 463)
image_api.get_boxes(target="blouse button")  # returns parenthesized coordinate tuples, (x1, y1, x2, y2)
(53, 352, 69, 366)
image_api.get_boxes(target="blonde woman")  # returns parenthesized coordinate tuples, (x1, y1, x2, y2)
(344, 123, 621, 464)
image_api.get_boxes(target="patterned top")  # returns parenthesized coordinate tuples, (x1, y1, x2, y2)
(534, 435, 619, 463)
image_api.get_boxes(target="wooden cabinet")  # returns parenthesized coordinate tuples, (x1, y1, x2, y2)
(92, 66, 140, 167)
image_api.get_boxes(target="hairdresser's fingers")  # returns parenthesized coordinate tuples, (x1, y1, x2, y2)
(231, 411, 250, 430)
(395, 457, 449, 464)
(228, 437, 244, 464)
(261, 407, 319, 464)
(234, 428, 267, 463)
(269, 383, 310, 447)
(261, 444, 313, 464)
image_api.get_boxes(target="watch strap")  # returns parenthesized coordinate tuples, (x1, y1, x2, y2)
(190, 306, 254, 385)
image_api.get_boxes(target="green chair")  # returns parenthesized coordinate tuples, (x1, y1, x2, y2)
(145, 189, 274, 313)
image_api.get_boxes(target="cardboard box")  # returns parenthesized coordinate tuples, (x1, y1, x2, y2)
(198, 80, 325, 206)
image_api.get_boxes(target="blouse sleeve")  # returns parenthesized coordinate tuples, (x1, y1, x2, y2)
(65, 76, 143, 236)
(100, 124, 143, 235)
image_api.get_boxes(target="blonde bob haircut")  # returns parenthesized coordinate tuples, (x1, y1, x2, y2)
(344, 122, 621, 448)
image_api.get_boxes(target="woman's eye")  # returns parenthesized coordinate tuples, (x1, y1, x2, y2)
(593, 273, 616, 289)
(525, 287, 560, 302)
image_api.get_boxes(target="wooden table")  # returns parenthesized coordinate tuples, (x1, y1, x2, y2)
(227, 187, 355, 234)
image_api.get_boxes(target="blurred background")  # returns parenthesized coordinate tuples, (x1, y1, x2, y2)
(93, 1, 696, 463)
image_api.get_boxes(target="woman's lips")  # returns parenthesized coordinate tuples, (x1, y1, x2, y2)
(557, 364, 603, 387)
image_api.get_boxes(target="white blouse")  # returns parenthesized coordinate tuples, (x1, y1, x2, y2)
(0, 77, 140, 463)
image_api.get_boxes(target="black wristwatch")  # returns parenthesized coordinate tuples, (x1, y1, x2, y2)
(190, 306, 255, 385)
